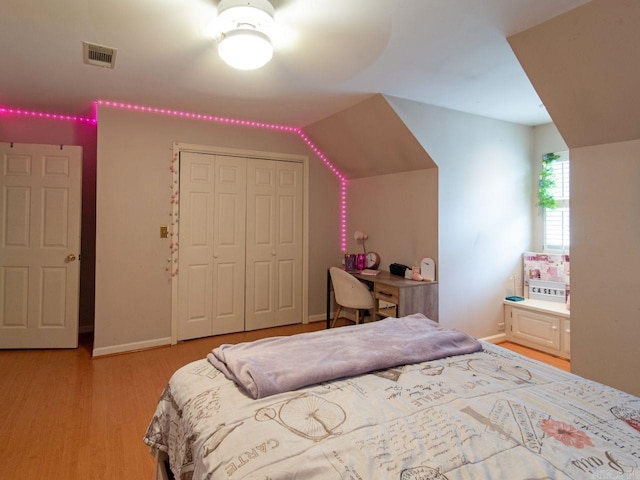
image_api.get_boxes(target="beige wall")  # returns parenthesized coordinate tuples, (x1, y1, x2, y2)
(346, 169, 438, 273)
(570, 139, 640, 396)
(305, 95, 436, 179)
(95, 107, 340, 354)
(0, 115, 97, 332)
(509, 0, 640, 149)
(385, 96, 533, 339)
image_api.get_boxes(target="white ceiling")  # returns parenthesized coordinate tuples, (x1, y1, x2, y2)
(0, 0, 590, 128)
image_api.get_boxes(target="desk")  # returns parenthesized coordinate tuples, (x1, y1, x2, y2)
(326, 269, 438, 328)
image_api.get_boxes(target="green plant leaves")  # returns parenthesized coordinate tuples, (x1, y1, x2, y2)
(538, 153, 560, 209)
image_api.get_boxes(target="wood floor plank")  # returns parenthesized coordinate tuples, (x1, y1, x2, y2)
(497, 341, 571, 372)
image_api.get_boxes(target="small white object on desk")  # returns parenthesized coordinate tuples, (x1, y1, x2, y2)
(420, 257, 435, 282)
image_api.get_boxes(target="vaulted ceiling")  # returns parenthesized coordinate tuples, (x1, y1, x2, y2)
(509, 0, 640, 148)
(0, 0, 589, 128)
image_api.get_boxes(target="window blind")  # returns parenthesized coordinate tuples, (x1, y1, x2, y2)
(543, 152, 570, 251)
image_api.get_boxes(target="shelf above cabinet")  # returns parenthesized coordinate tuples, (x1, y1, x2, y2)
(504, 298, 570, 318)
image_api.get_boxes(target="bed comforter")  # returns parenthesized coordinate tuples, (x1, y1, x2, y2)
(144, 336, 640, 479)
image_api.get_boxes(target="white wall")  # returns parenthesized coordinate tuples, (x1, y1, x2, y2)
(531, 123, 569, 251)
(571, 139, 640, 396)
(94, 107, 340, 355)
(385, 96, 532, 339)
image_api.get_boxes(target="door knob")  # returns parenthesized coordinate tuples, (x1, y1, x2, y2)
(65, 253, 77, 262)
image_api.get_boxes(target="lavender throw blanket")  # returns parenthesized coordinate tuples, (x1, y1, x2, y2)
(207, 314, 482, 399)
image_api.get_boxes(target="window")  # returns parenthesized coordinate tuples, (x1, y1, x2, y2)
(541, 151, 570, 251)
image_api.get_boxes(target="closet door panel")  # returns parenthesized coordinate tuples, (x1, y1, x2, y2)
(178, 153, 215, 340)
(245, 160, 276, 330)
(252, 260, 273, 313)
(214, 262, 238, 315)
(246, 160, 303, 329)
(186, 264, 209, 321)
(212, 156, 246, 335)
(278, 259, 295, 308)
(274, 162, 303, 326)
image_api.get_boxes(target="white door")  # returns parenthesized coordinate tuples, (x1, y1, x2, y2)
(178, 152, 246, 340)
(245, 160, 302, 330)
(212, 155, 246, 334)
(0, 142, 82, 348)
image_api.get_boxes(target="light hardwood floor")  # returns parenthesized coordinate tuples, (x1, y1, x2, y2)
(498, 341, 570, 372)
(0, 323, 568, 479)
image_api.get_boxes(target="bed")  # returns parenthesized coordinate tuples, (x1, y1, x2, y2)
(144, 314, 640, 479)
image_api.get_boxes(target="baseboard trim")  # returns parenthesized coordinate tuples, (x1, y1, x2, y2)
(92, 337, 172, 357)
(307, 313, 329, 323)
(480, 333, 507, 344)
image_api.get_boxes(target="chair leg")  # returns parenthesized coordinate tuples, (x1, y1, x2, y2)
(355, 309, 360, 325)
(331, 306, 342, 328)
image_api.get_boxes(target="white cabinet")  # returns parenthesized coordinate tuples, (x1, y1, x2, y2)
(504, 300, 570, 359)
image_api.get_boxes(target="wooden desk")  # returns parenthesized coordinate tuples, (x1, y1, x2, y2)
(326, 269, 438, 328)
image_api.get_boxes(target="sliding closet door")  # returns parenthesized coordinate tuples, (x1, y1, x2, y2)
(245, 159, 303, 330)
(178, 152, 246, 340)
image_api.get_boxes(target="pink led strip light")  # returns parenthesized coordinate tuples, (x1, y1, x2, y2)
(296, 131, 348, 252)
(95, 100, 299, 132)
(0, 106, 96, 124)
(1, 101, 348, 251)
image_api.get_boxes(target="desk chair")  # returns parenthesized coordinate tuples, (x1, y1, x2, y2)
(329, 267, 374, 328)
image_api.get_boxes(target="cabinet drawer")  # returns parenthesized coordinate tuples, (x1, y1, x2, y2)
(512, 308, 561, 350)
(375, 285, 399, 304)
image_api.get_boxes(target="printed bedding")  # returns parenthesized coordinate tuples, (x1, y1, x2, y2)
(144, 320, 640, 480)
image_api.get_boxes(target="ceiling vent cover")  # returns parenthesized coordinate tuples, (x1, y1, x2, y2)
(83, 41, 117, 68)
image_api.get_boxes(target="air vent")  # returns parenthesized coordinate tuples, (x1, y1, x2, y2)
(83, 41, 117, 69)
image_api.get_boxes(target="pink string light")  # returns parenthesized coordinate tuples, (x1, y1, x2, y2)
(295, 131, 348, 252)
(94, 100, 299, 133)
(0, 106, 96, 124)
(1, 100, 348, 252)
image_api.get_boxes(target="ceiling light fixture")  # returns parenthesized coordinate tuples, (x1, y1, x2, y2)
(216, 0, 275, 70)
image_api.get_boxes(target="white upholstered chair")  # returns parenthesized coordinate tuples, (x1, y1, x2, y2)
(329, 267, 375, 328)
